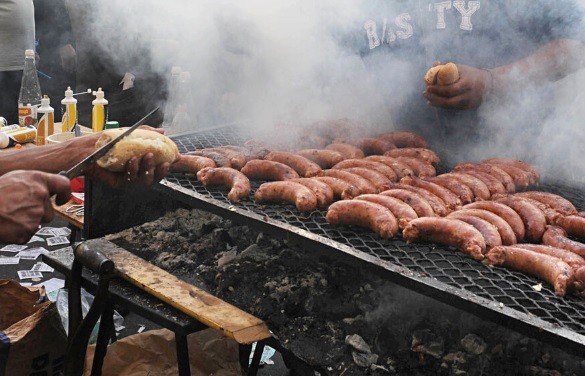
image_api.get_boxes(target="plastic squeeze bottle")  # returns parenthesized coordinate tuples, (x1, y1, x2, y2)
(91, 88, 108, 132)
(18, 49, 42, 127)
(61, 87, 78, 132)
(36, 95, 54, 145)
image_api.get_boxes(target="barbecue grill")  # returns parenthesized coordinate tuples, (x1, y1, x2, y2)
(87, 124, 585, 358)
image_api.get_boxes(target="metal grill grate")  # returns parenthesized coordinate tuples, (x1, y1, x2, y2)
(164, 126, 585, 352)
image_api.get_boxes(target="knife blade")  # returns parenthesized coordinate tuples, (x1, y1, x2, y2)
(60, 107, 160, 179)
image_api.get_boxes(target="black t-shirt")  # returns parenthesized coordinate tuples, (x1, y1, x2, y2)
(349, 0, 584, 164)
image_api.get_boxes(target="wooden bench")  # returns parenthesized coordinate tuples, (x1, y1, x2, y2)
(42, 238, 273, 375)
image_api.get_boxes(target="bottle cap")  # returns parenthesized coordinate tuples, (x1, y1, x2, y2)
(25, 49, 35, 58)
(40, 95, 50, 107)
(105, 121, 119, 129)
(92, 87, 109, 105)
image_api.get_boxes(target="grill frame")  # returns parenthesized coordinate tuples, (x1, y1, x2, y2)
(155, 125, 585, 356)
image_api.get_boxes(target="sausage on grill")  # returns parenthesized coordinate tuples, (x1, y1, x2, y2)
(554, 215, 585, 242)
(171, 154, 216, 174)
(297, 149, 345, 168)
(312, 176, 360, 200)
(493, 196, 547, 243)
(196, 167, 251, 203)
(448, 208, 517, 245)
(355, 194, 418, 228)
(463, 201, 526, 242)
(377, 131, 428, 148)
(514, 191, 577, 216)
(365, 155, 415, 178)
(255, 181, 318, 212)
(542, 225, 585, 258)
(424, 175, 474, 204)
(383, 147, 440, 165)
(385, 183, 449, 217)
(447, 214, 502, 250)
(400, 175, 462, 211)
(265, 151, 322, 178)
(453, 163, 516, 193)
(291, 178, 335, 208)
(241, 159, 300, 181)
(340, 167, 391, 193)
(325, 143, 365, 159)
(380, 189, 436, 217)
(326, 200, 399, 239)
(319, 169, 377, 195)
(332, 159, 398, 181)
(394, 156, 436, 178)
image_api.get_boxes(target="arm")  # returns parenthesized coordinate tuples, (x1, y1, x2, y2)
(424, 39, 585, 109)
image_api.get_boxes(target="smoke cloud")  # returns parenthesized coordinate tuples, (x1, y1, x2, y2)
(83, 0, 585, 184)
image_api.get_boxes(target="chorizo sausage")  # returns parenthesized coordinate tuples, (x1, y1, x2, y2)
(188, 150, 232, 167)
(402, 217, 486, 261)
(424, 175, 474, 204)
(265, 151, 322, 178)
(196, 167, 251, 203)
(326, 200, 399, 239)
(454, 163, 516, 193)
(364, 155, 415, 178)
(312, 176, 360, 200)
(254, 181, 318, 212)
(479, 162, 531, 189)
(439, 172, 491, 201)
(542, 225, 585, 258)
(383, 147, 440, 165)
(514, 191, 577, 216)
(240, 159, 300, 181)
(377, 131, 428, 148)
(341, 167, 391, 193)
(554, 215, 585, 241)
(355, 194, 418, 228)
(393, 156, 436, 178)
(447, 214, 502, 250)
(325, 143, 365, 159)
(399, 175, 462, 211)
(353, 138, 396, 155)
(482, 158, 540, 185)
(332, 159, 398, 181)
(455, 169, 506, 196)
(171, 154, 216, 174)
(319, 169, 377, 195)
(385, 183, 449, 217)
(493, 196, 547, 243)
(463, 201, 526, 242)
(485, 245, 574, 297)
(448, 208, 517, 245)
(380, 189, 436, 217)
(297, 149, 345, 168)
(290, 178, 335, 208)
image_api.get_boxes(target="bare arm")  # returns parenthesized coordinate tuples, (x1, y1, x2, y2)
(424, 39, 585, 109)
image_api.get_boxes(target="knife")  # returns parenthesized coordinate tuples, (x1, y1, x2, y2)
(59, 107, 160, 179)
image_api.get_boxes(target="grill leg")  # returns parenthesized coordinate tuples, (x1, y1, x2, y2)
(175, 332, 191, 376)
(247, 341, 266, 376)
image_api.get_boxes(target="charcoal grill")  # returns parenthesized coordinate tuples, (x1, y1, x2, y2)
(148, 125, 585, 357)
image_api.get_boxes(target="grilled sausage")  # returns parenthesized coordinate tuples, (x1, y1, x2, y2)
(332, 159, 398, 181)
(394, 156, 436, 178)
(380, 189, 436, 217)
(402, 217, 486, 261)
(463, 201, 526, 242)
(514, 191, 577, 216)
(206, 147, 248, 170)
(353, 138, 396, 155)
(448, 208, 517, 245)
(341, 167, 391, 193)
(291, 178, 335, 208)
(554, 215, 585, 241)
(456, 169, 507, 196)
(265, 151, 322, 178)
(188, 150, 232, 168)
(297, 149, 345, 168)
(312, 176, 360, 200)
(479, 162, 531, 189)
(453, 163, 516, 193)
(377, 131, 428, 148)
(482, 158, 540, 185)
(439, 172, 491, 201)
(241, 159, 300, 181)
(170, 154, 216, 174)
(448, 214, 502, 250)
(221, 145, 270, 161)
(319, 169, 377, 194)
(196, 167, 251, 203)
(325, 143, 365, 159)
(493, 196, 547, 243)
(326, 200, 399, 239)
(355, 194, 418, 228)
(542, 225, 585, 258)
(485, 245, 574, 297)
(254, 181, 318, 212)
(386, 183, 449, 216)
(364, 155, 415, 178)
(383, 147, 440, 165)
(424, 175, 474, 204)
(399, 175, 462, 211)
(514, 242, 585, 291)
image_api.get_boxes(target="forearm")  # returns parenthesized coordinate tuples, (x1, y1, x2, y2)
(0, 135, 98, 176)
(490, 39, 585, 96)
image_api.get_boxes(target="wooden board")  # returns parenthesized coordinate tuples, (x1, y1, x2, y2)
(86, 238, 272, 344)
(53, 198, 84, 230)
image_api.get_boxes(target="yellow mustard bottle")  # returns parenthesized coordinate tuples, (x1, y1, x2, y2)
(61, 86, 78, 132)
(91, 87, 108, 132)
(36, 95, 54, 145)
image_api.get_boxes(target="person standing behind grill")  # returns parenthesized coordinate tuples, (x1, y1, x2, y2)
(0, 0, 35, 124)
(355, 1, 585, 166)
(0, 127, 170, 244)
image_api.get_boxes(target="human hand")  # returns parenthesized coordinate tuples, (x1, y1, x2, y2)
(59, 44, 77, 74)
(423, 64, 493, 109)
(0, 170, 71, 244)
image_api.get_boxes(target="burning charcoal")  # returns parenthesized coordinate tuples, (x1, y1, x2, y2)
(411, 329, 444, 359)
(345, 334, 372, 354)
(351, 351, 379, 368)
(461, 333, 487, 355)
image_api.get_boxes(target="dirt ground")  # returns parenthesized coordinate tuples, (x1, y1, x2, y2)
(106, 208, 585, 376)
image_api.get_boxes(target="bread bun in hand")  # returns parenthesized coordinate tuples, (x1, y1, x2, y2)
(95, 128, 179, 172)
(424, 62, 459, 85)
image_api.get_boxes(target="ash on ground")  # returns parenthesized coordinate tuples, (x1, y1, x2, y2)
(106, 208, 585, 376)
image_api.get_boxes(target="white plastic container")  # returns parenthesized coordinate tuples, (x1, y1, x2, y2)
(61, 87, 78, 132)
(36, 95, 55, 145)
(91, 88, 108, 132)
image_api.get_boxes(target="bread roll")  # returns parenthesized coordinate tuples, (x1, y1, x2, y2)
(95, 128, 179, 172)
(424, 63, 459, 85)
